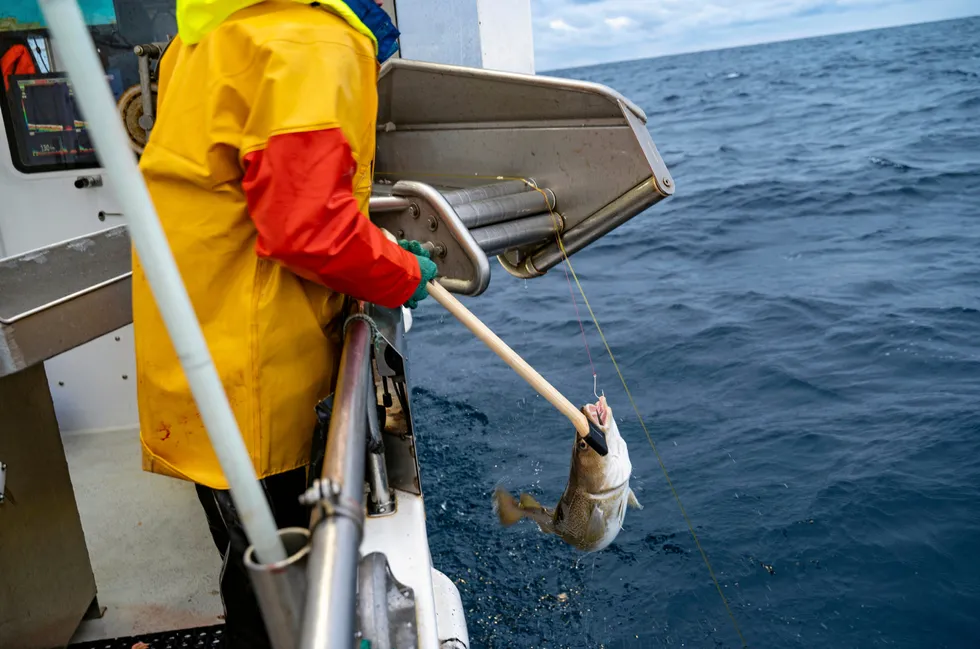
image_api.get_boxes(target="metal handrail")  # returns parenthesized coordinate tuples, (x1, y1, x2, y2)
(299, 309, 373, 649)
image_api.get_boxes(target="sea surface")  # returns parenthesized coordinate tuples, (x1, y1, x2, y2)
(407, 17, 980, 649)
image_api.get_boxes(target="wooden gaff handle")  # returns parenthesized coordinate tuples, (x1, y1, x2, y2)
(426, 281, 590, 437)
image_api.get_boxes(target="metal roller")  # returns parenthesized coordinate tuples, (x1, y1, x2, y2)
(469, 212, 563, 257)
(525, 178, 662, 276)
(454, 188, 557, 229)
(440, 179, 535, 207)
(369, 195, 413, 214)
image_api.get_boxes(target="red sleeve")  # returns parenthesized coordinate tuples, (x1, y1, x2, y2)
(241, 128, 421, 309)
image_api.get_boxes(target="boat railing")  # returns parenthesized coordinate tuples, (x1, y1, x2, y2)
(299, 306, 373, 648)
(243, 301, 418, 649)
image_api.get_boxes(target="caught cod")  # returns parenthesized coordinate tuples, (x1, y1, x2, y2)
(494, 395, 641, 552)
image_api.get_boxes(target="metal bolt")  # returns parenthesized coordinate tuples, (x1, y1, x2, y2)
(433, 243, 447, 258)
(410, 204, 420, 218)
(663, 177, 672, 188)
(395, 230, 405, 239)
(427, 217, 438, 232)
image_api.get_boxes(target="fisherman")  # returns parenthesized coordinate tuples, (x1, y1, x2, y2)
(131, 1, 435, 646)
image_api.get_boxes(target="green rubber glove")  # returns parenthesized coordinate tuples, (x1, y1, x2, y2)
(399, 240, 438, 308)
(398, 239, 429, 258)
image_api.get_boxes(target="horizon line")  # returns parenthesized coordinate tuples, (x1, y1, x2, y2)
(540, 12, 979, 75)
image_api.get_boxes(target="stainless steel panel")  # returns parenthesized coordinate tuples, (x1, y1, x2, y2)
(366, 304, 406, 377)
(0, 227, 132, 376)
(375, 59, 674, 280)
(377, 127, 662, 233)
(0, 364, 97, 649)
(377, 59, 647, 125)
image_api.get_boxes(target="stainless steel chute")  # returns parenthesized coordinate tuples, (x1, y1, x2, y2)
(373, 58, 674, 288)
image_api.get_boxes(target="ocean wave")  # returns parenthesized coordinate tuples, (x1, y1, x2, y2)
(424, 16, 980, 649)
(868, 155, 915, 171)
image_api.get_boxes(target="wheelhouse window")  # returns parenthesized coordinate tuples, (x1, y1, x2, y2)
(0, 0, 175, 173)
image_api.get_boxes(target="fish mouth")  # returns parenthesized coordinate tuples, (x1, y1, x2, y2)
(583, 395, 609, 429)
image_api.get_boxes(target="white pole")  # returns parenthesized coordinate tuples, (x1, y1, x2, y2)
(36, 0, 287, 564)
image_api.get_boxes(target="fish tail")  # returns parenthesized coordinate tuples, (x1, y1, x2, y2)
(519, 493, 546, 510)
(494, 487, 525, 527)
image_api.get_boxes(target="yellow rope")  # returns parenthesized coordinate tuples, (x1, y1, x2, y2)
(378, 170, 748, 646)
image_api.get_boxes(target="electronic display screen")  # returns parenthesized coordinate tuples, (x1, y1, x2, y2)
(4, 73, 107, 171)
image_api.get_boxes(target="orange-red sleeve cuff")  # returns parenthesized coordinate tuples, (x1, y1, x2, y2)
(241, 128, 421, 309)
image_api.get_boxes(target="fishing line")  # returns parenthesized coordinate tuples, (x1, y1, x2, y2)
(376, 170, 748, 646)
(559, 250, 599, 388)
(535, 186, 749, 649)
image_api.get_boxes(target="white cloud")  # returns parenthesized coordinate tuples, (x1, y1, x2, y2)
(530, 0, 980, 70)
(549, 18, 579, 31)
(604, 16, 636, 30)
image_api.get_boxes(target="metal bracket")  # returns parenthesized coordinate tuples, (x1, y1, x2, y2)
(133, 42, 169, 134)
(364, 303, 406, 378)
(356, 553, 418, 649)
(370, 181, 491, 296)
(365, 369, 397, 518)
(0, 461, 6, 505)
(300, 479, 365, 531)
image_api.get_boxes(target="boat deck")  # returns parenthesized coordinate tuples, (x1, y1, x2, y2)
(63, 428, 223, 645)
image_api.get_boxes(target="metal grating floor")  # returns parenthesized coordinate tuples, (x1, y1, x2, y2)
(69, 624, 225, 649)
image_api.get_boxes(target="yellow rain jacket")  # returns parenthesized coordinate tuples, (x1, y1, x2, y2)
(134, 0, 419, 489)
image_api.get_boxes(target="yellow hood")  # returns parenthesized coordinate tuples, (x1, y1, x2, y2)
(177, 0, 380, 52)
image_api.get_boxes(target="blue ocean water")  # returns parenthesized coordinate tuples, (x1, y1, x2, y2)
(408, 17, 980, 649)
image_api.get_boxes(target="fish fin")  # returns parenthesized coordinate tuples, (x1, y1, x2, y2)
(628, 489, 643, 510)
(586, 504, 606, 542)
(494, 488, 524, 527)
(519, 493, 555, 533)
(519, 493, 545, 510)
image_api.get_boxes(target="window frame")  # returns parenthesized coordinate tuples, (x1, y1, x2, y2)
(1, 66, 105, 175)
(1, 1, 177, 175)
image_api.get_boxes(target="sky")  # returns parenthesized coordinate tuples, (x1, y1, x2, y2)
(531, 0, 980, 70)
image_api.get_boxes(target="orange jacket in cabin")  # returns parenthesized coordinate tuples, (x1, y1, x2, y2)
(1, 44, 36, 91)
(133, 0, 418, 489)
